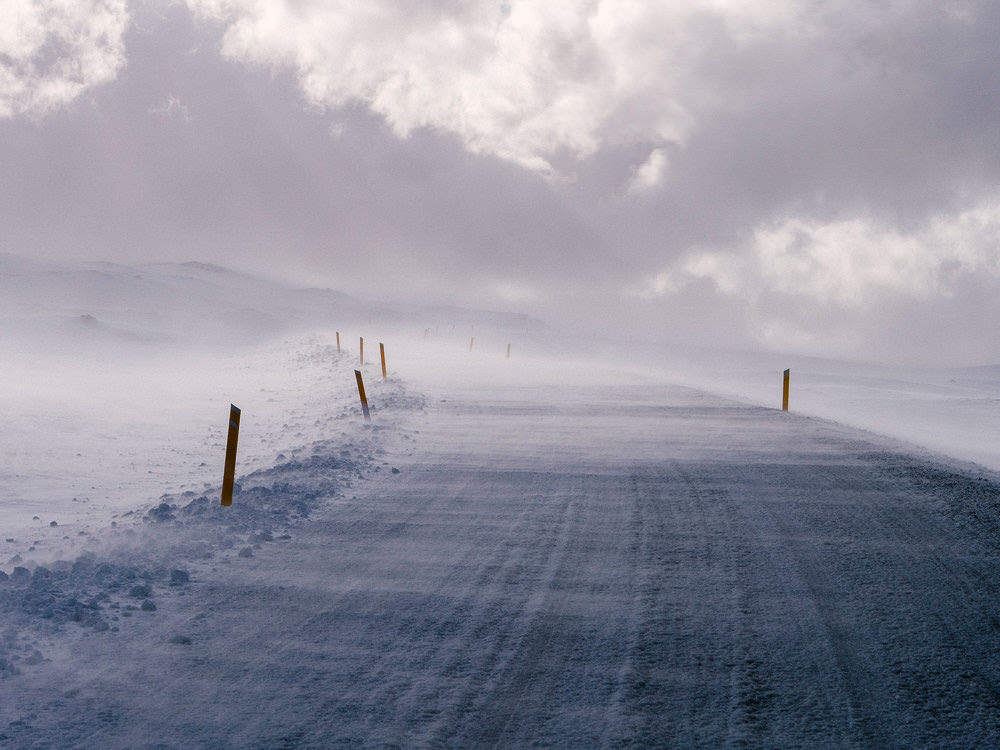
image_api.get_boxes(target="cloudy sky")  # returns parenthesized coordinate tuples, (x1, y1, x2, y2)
(2, 0, 1000, 361)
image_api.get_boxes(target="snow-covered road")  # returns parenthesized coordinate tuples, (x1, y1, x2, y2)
(4, 372, 1000, 747)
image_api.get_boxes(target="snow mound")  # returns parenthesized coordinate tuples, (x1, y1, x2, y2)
(0, 364, 420, 678)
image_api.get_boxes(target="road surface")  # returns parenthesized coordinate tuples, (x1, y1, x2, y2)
(3, 381, 1000, 748)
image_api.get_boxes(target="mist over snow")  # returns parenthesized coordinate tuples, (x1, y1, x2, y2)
(2, 257, 1000, 746)
(6, 5, 1000, 746)
(1, 1, 1000, 362)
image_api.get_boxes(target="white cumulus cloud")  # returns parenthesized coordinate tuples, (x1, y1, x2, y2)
(185, 0, 806, 172)
(626, 148, 669, 195)
(679, 199, 1000, 306)
(0, 0, 130, 118)
(148, 94, 192, 122)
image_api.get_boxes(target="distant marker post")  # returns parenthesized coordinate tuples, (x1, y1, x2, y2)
(220, 404, 241, 506)
(380, 342, 387, 379)
(470, 337, 474, 352)
(336, 331, 341, 353)
(355, 370, 371, 421)
(782, 368, 790, 411)
(506, 343, 511, 360)
(360, 337, 364, 365)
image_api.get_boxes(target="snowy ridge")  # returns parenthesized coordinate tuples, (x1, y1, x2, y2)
(0, 254, 539, 351)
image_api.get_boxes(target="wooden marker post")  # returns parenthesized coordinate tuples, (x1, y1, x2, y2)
(424, 328, 430, 339)
(380, 342, 387, 379)
(470, 337, 474, 352)
(355, 370, 371, 421)
(506, 343, 511, 360)
(782, 368, 790, 411)
(336, 331, 341, 353)
(359, 337, 364, 365)
(220, 404, 241, 506)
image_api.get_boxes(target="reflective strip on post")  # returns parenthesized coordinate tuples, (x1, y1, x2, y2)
(355, 369, 371, 421)
(221, 404, 241, 506)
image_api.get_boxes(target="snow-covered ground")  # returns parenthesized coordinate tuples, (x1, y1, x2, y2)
(644, 345, 1000, 473)
(3, 257, 1000, 747)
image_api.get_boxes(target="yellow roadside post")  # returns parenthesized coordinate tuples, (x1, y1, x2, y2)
(220, 404, 240, 506)
(359, 337, 364, 365)
(782, 368, 790, 411)
(355, 370, 371, 421)
(380, 342, 387, 379)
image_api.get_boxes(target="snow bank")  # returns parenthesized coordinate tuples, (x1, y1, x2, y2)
(0, 331, 423, 682)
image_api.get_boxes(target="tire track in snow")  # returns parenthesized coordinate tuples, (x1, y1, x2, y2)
(304, 468, 548, 744)
(605, 463, 740, 748)
(722, 461, 880, 749)
(393, 471, 581, 746)
(286, 459, 588, 746)
(640, 458, 859, 748)
(779, 458, 1000, 747)
(427, 479, 582, 747)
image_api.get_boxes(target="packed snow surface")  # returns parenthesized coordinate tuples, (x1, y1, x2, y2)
(2, 258, 1000, 747)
